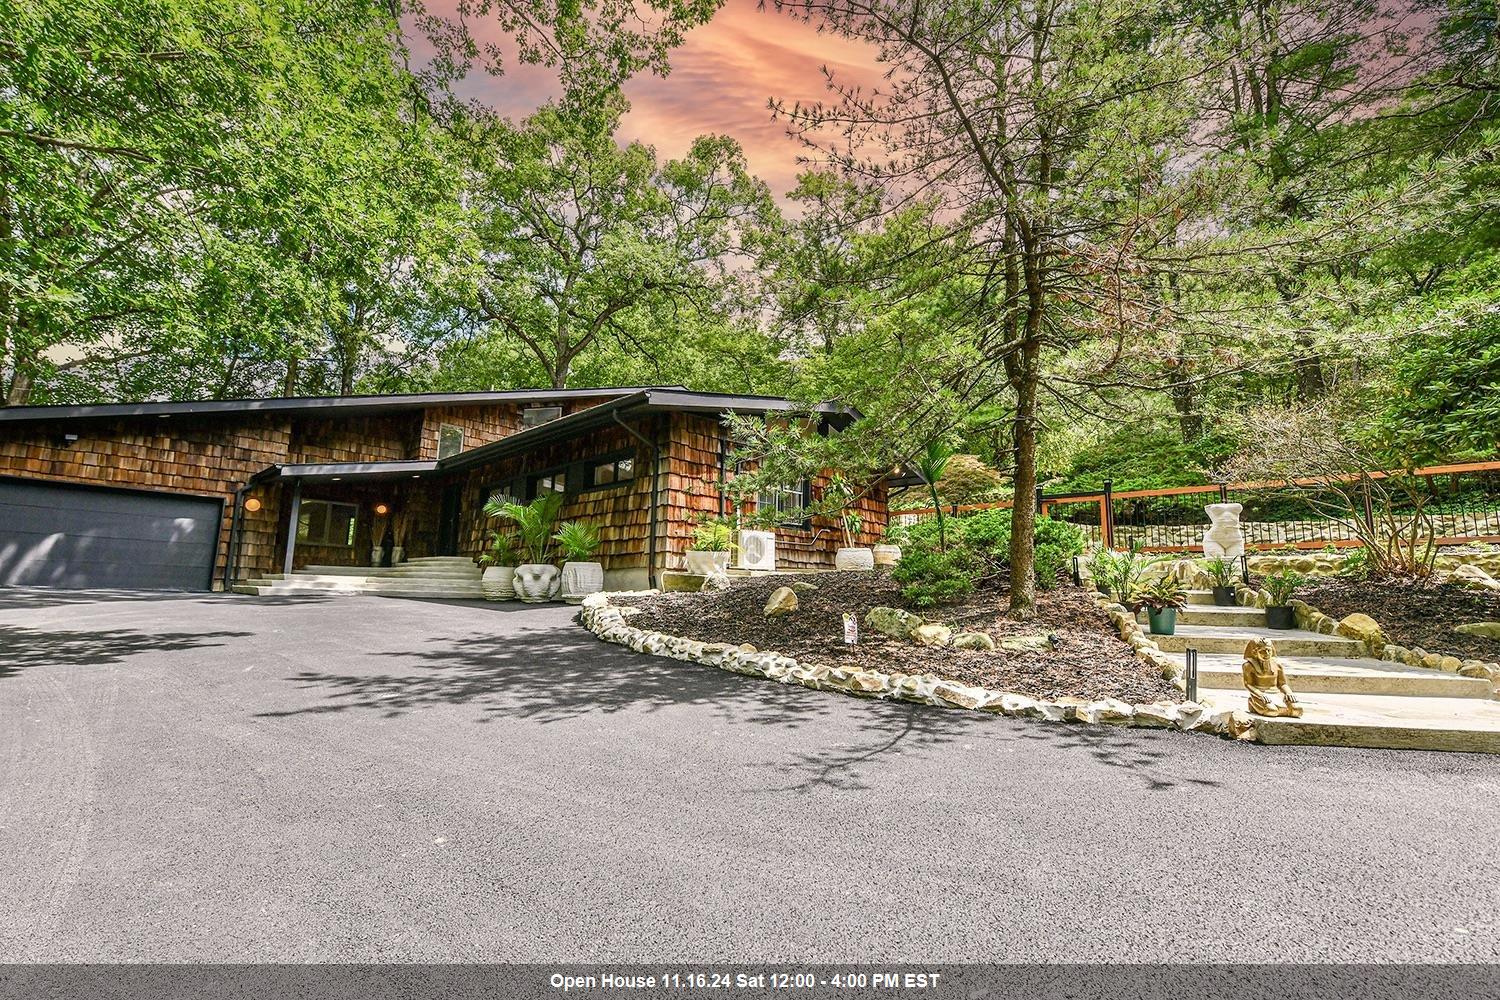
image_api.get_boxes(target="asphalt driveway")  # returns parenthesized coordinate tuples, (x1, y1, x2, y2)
(1, 588, 1497, 963)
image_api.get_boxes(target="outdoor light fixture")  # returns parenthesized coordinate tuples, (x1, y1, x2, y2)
(375, 503, 390, 516)
(244, 497, 262, 513)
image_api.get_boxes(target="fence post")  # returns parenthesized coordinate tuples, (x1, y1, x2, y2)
(1219, 482, 1228, 503)
(1102, 479, 1114, 549)
(1035, 485, 1044, 515)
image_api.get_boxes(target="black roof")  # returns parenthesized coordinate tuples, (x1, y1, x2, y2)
(0, 386, 673, 424)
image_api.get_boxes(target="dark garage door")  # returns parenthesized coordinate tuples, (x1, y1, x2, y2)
(0, 479, 222, 591)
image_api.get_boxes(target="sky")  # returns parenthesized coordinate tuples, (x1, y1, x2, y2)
(437, 0, 885, 197)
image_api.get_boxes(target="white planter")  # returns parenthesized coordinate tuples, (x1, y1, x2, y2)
(391, 546, 405, 564)
(684, 550, 731, 576)
(513, 563, 560, 603)
(835, 547, 876, 572)
(560, 560, 605, 600)
(873, 544, 902, 567)
(370, 547, 383, 567)
(481, 566, 516, 601)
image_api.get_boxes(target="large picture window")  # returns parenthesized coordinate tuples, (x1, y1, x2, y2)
(297, 500, 358, 547)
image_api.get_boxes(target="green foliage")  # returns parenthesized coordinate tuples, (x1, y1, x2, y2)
(478, 531, 519, 568)
(485, 492, 565, 564)
(1337, 546, 1371, 581)
(1051, 428, 1238, 494)
(1263, 570, 1305, 607)
(891, 545, 986, 608)
(1090, 544, 1163, 604)
(889, 510, 1083, 590)
(553, 521, 601, 562)
(1135, 576, 1187, 613)
(689, 519, 734, 552)
(1201, 557, 1236, 588)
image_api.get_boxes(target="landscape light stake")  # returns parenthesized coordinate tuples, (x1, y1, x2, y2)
(1071, 555, 1081, 586)
(1185, 648, 1199, 702)
(1239, 554, 1250, 585)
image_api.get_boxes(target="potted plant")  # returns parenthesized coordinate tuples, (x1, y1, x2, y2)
(685, 518, 734, 576)
(556, 520, 604, 601)
(1136, 576, 1188, 636)
(1263, 570, 1303, 630)
(390, 506, 410, 564)
(834, 510, 875, 571)
(1090, 542, 1160, 605)
(487, 492, 564, 603)
(1202, 556, 1237, 606)
(477, 531, 518, 601)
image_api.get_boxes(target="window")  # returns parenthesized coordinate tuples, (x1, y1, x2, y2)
(297, 500, 358, 547)
(437, 424, 464, 460)
(758, 481, 809, 528)
(522, 406, 563, 428)
(487, 479, 524, 509)
(587, 452, 636, 489)
(536, 471, 566, 495)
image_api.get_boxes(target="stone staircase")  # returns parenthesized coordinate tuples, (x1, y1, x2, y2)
(232, 556, 483, 600)
(1157, 590, 1500, 753)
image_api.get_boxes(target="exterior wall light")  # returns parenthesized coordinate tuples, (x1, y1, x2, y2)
(374, 503, 390, 516)
(244, 497, 263, 513)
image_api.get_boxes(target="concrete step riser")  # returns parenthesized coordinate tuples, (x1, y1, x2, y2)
(1197, 670, 1490, 699)
(1172, 609, 1268, 627)
(1153, 633, 1363, 657)
(1254, 719, 1500, 754)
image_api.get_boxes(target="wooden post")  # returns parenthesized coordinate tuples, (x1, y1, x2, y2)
(283, 478, 301, 576)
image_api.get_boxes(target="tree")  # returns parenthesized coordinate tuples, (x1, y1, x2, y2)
(455, 94, 772, 388)
(771, 0, 1206, 616)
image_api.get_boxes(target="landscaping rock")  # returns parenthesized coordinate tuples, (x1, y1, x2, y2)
(790, 580, 820, 594)
(1133, 702, 1179, 728)
(998, 633, 1055, 653)
(952, 631, 996, 651)
(1076, 698, 1134, 725)
(1455, 621, 1500, 639)
(764, 587, 799, 617)
(1335, 613, 1385, 649)
(864, 605, 923, 638)
(933, 681, 986, 709)
(700, 569, 731, 593)
(910, 623, 953, 647)
(1452, 564, 1500, 592)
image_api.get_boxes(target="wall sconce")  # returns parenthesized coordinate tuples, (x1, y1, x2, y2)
(374, 503, 390, 516)
(244, 497, 263, 513)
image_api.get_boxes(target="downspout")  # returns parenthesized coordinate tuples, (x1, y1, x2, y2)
(612, 410, 661, 589)
(224, 482, 250, 591)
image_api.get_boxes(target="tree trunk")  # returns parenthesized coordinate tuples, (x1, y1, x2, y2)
(1007, 333, 1041, 620)
(1170, 372, 1202, 441)
(283, 355, 300, 397)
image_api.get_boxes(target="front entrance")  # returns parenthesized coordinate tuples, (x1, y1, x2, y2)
(436, 482, 463, 556)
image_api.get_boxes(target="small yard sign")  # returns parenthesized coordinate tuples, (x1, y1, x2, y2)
(843, 612, 858, 645)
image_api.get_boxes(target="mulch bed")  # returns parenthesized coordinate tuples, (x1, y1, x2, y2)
(1298, 577, 1500, 662)
(616, 572, 1180, 704)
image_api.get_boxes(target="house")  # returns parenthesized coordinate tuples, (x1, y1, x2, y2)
(0, 386, 889, 593)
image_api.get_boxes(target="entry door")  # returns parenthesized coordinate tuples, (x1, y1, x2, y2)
(436, 483, 463, 556)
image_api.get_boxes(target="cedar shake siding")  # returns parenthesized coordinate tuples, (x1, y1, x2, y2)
(0, 388, 883, 592)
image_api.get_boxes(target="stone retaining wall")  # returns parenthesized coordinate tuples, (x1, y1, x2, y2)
(578, 593, 1256, 739)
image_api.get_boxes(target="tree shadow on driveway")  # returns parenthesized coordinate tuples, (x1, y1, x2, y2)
(0, 624, 254, 678)
(257, 617, 1220, 794)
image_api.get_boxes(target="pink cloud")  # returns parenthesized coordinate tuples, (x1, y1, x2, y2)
(424, 0, 884, 197)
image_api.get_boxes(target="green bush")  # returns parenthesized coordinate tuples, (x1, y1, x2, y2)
(888, 511, 1085, 594)
(891, 544, 987, 607)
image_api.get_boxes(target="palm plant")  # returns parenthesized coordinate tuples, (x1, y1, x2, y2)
(1201, 556, 1236, 588)
(485, 491, 564, 564)
(553, 520, 601, 562)
(915, 439, 955, 550)
(1090, 542, 1161, 604)
(478, 530, 518, 568)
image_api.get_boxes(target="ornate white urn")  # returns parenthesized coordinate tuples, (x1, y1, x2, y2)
(513, 563, 560, 603)
(481, 565, 516, 601)
(560, 560, 605, 601)
(1202, 502, 1245, 560)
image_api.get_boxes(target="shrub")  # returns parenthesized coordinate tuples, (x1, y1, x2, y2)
(1337, 546, 1371, 580)
(1091, 543, 1162, 604)
(891, 544, 987, 607)
(889, 510, 1084, 589)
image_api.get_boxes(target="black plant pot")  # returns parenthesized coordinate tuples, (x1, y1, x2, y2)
(1211, 586, 1236, 606)
(1265, 605, 1296, 630)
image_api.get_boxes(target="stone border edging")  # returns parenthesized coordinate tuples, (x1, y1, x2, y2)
(578, 592, 1255, 739)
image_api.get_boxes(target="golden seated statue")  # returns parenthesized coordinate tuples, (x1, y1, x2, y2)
(1242, 637, 1303, 718)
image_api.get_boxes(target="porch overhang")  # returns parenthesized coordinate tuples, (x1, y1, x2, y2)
(251, 460, 440, 483)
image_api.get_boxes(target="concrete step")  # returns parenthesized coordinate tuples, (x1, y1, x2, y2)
(1181, 651, 1493, 698)
(1167, 605, 1267, 627)
(1201, 690, 1500, 754)
(1152, 624, 1365, 657)
(403, 556, 479, 565)
(236, 579, 482, 599)
(1185, 590, 1241, 606)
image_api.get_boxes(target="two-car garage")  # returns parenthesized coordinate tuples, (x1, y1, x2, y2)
(0, 478, 222, 592)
